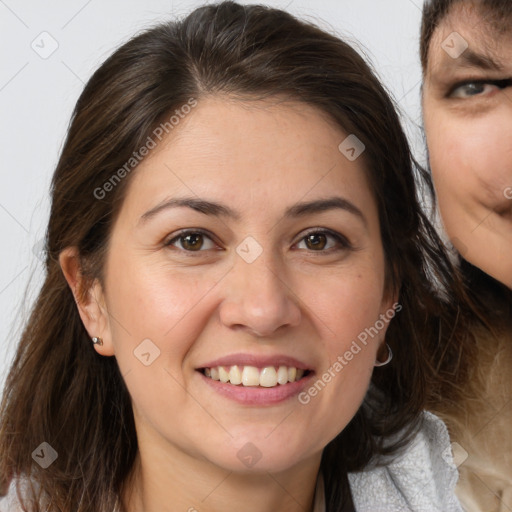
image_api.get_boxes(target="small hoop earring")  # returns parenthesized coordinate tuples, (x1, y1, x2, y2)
(374, 343, 392, 367)
(92, 337, 103, 346)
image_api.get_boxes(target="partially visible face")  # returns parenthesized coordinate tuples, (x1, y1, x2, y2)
(99, 97, 395, 475)
(423, 4, 512, 288)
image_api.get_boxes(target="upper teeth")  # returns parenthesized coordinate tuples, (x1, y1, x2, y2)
(204, 365, 305, 387)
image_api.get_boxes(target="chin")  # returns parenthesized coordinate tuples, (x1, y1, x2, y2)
(216, 451, 308, 474)
(205, 435, 317, 474)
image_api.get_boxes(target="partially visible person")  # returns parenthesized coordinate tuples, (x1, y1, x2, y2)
(421, 1, 512, 510)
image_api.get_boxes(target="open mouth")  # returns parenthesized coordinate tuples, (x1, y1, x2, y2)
(199, 365, 311, 388)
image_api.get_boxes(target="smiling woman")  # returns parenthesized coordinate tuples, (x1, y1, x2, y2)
(0, 2, 473, 511)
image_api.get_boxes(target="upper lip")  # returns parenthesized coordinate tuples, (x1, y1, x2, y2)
(197, 353, 312, 371)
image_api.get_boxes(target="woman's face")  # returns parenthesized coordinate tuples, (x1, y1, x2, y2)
(423, 4, 512, 288)
(93, 97, 394, 474)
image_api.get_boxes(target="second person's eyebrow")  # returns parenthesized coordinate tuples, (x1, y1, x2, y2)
(437, 47, 504, 73)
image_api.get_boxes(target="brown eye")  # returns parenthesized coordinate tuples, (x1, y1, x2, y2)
(295, 229, 352, 253)
(166, 230, 216, 252)
(305, 233, 328, 250)
(181, 233, 204, 251)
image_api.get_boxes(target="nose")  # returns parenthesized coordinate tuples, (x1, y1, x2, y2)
(219, 251, 302, 337)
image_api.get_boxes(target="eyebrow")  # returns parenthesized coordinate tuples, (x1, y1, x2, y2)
(440, 48, 504, 73)
(285, 197, 366, 226)
(139, 196, 367, 227)
(140, 197, 238, 223)
(459, 48, 504, 71)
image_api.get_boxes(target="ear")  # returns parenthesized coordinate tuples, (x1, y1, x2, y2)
(59, 247, 115, 356)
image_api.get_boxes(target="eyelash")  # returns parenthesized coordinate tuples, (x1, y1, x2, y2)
(164, 229, 219, 254)
(447, 78, 512, 98)
(295, 228, 353, 253)
(164, 228, 353, 255)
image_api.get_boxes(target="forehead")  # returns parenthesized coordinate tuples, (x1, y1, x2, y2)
(426, 3, 512, 76)
(121, 97, 376, 219)
(146, 97, 350, 180)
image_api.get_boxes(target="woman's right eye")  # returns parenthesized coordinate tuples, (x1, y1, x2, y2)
(165, 230, 217, 252)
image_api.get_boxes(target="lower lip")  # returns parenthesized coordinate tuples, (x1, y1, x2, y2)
(198, 371, 314, 405)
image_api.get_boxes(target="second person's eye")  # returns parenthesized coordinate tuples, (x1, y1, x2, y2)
(449, 78, 512, 99)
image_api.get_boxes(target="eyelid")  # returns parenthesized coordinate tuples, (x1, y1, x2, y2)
(164, 228, 221, 251)
(164, 227, 353, 254)
(294, 227, 353, 250)
(447, 78, 512, 97)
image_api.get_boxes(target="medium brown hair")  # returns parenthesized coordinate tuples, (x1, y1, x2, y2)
(0, 2, 474, 510)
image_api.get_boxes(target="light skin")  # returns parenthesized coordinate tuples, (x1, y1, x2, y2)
(423, 4, 512, 289)
(60, 97, 395, 512)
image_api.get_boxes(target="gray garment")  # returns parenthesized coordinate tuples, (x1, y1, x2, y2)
(347, 411, 463, 512)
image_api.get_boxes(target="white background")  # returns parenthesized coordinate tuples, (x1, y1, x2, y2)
(0, 0, 426, 388)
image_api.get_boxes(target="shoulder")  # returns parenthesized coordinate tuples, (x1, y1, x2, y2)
(0, 476, 40, 512)
(348, 411, 464, 512)
(0, 478, 23, 512)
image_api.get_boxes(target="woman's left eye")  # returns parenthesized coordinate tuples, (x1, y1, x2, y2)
(295, 230, 350, 252)
(165, 231, 217, 252)
(449, 79, 512, 99)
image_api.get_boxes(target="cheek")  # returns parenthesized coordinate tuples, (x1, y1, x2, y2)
(426, 115, 467, 199)
(300, 278, 387, 449)
(427, 110, 512, 208)
(458, 119, 512, 197)
(307, 263, 389, 368)
(104, 254, 226, 371)
(325, 280, 386, 341)
(103, 258, 225, 431)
